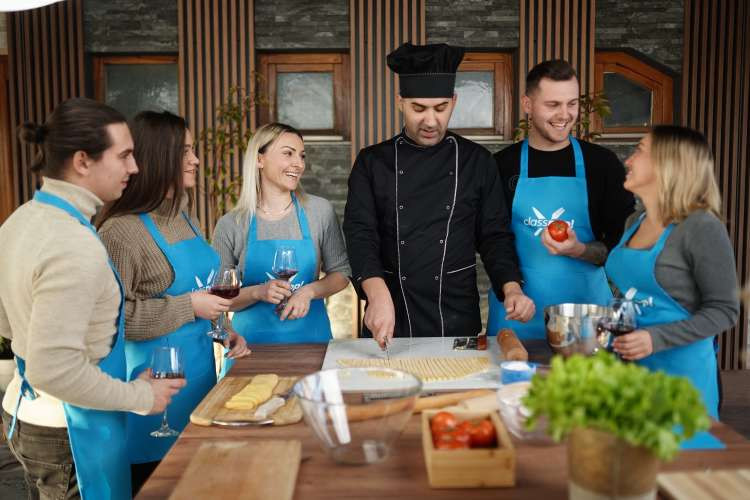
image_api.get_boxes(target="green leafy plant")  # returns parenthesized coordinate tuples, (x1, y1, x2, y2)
(199, 82, 265, 222)
(513, 92, 612, 142)
(523, 351, 711, 461)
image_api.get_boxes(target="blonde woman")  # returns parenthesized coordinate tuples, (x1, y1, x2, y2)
(212, 123, 350, 345)
(604, 125, 740, 418)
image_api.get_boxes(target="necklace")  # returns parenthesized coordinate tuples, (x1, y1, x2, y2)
(258, 198, 293, 216)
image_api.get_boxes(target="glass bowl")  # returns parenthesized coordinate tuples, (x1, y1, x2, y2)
(496, 382, 554, 445)
(293, 367, 422, 465)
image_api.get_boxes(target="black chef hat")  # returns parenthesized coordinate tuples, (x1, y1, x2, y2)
(387, 43, 465, 98)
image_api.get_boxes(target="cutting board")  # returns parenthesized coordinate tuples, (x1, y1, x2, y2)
(168, 440, 301, 500)
(658, 468, 750, 499)
(321, 337, 504, 391)
(190, 375, 302, 426)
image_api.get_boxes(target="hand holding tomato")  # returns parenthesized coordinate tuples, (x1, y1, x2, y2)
(541, 223, 586, 258)
(548, 220, 569, 242)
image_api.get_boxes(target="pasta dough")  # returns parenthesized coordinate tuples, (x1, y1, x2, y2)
(224, 373, 279, 410)
(336, 357, 490, 382)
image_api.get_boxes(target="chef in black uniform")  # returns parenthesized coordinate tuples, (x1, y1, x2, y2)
(343, 43, 534, 347)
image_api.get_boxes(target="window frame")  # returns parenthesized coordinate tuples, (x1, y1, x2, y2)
(92, 54, 179, 106)
(594, 51, 674, 135)
(451, 52, 513, 139)
(257, 52, 350, 139)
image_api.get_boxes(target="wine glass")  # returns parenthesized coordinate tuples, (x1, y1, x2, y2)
(272, 247, 298, 314)
(150, 346, 184, 438)
(206, 265, 241, 341)
(596, 298, 638, 356)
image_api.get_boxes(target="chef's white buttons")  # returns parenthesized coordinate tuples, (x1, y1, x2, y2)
(400, 240, 405, 245)
(449, 171, 454, 175)
(439, 239, 444, 244)
(399, 170, 404, 175)
(434, 275, 439, 281)
(445, 205, 451, 210)
(401, 276, 406, 281)
(399, 204, 404, 210)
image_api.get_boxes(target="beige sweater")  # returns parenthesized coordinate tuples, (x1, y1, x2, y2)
(0, 178, 154, 427)
(98, 196, 198, 342)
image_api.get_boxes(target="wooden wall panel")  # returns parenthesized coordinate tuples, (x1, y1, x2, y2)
(7, 0, 85, 207)
(350, 0, 426, 157)
(682, 0, 750, 370)
(178, 0, 255, 236)
(0, 56, 12, 224)
(519, 0, 595, 109)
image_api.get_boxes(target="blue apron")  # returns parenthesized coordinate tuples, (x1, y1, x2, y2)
(224, 196, 332, 375)
(125, 212, 219, 463)
(488, 138, 612, 339)
(7, 190, 132, 500)
(605, 214, 719, 419)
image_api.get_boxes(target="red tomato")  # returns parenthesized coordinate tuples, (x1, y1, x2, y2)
(456, 420, 474, 435)
(433, 428, 470, 450)
(430, 411, 457, 434)
(547, 220, 569, 242)
(469, 419, 497, 448)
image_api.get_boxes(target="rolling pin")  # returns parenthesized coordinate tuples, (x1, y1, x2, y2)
(497, 328, 528, 361)
(344, 389, 496, 422)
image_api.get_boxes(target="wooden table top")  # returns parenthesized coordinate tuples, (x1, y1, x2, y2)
(137, 343, 750, 499)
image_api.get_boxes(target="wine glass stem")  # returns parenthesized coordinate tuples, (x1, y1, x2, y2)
(216, 312, 225, 331)
(161, 409, 169, 430)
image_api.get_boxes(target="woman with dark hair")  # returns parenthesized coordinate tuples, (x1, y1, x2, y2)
(605, 125, 740, 419)
(0, 98, 185, 500)
(99, 110, 250, 491)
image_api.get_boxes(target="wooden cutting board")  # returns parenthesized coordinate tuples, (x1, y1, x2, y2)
(190, 375, 302, 426)
(168, 440, 301, 500)
(658, 468, 750, 499)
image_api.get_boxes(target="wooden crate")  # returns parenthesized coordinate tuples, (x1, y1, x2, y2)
(421, 409, 516, 488)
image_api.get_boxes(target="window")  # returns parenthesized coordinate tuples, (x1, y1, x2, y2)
(448, 52, 513, 139)
(93, 55, 179, 120)
(257, 53, 350, 139)
(594, 51, 674, 135)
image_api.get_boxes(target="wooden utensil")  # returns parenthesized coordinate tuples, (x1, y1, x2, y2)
(658, 468, 750, 500)
(190, 375, 301, 427)
(497, 329, 528, 361)
(168, 440, 301, 500)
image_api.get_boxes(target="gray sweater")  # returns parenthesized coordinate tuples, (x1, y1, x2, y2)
(212, 194, 351, 278)
(621, 209, 740, 353)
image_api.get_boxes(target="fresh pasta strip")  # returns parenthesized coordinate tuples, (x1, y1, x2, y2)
(336, 357, 490, 382)
(224, 373, 279, 410)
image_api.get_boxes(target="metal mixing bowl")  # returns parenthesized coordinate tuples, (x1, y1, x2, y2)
(544, 303, 613, 357)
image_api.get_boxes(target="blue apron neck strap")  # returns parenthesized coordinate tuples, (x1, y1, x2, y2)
(570, 136, 585, 179)
(181, 211, 203, 237)
(33, 191, 95, 231)
(520, 140, 530, 178)
(291, 194, 312, 240)
(520, 137, 584, 179)
(138, 213, 170, 250)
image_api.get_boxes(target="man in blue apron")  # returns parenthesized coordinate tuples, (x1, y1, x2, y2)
(344, 43, 535, 347)
(0, 98, 184, 500)
(489, 60, 634, 340)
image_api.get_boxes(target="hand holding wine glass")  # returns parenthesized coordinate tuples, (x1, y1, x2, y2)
(596, 298, 637, 357)
(207, 265, 240, 340)
(272, 247, 298, 314)
(150, 346, 184, 437)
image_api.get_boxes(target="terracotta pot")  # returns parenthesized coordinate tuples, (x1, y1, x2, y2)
(567, 427, 660, 500)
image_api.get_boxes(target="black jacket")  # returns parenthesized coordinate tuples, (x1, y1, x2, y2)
(344, 131, 522, 337)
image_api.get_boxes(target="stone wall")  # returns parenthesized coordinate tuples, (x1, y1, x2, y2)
(426, 0, 519, 48)
(596, 0, 683, 74)
(83, 0, 178, 52)
(254, 0, 349, 50)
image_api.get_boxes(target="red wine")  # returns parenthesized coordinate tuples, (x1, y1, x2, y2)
(597, 319, 635, 337)
(274, 269, 298, 281)
(210, 285, 240, 299)
(153, 371, 185, 379)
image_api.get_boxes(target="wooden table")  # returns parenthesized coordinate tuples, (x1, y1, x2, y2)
(137, 344, 750, 499)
